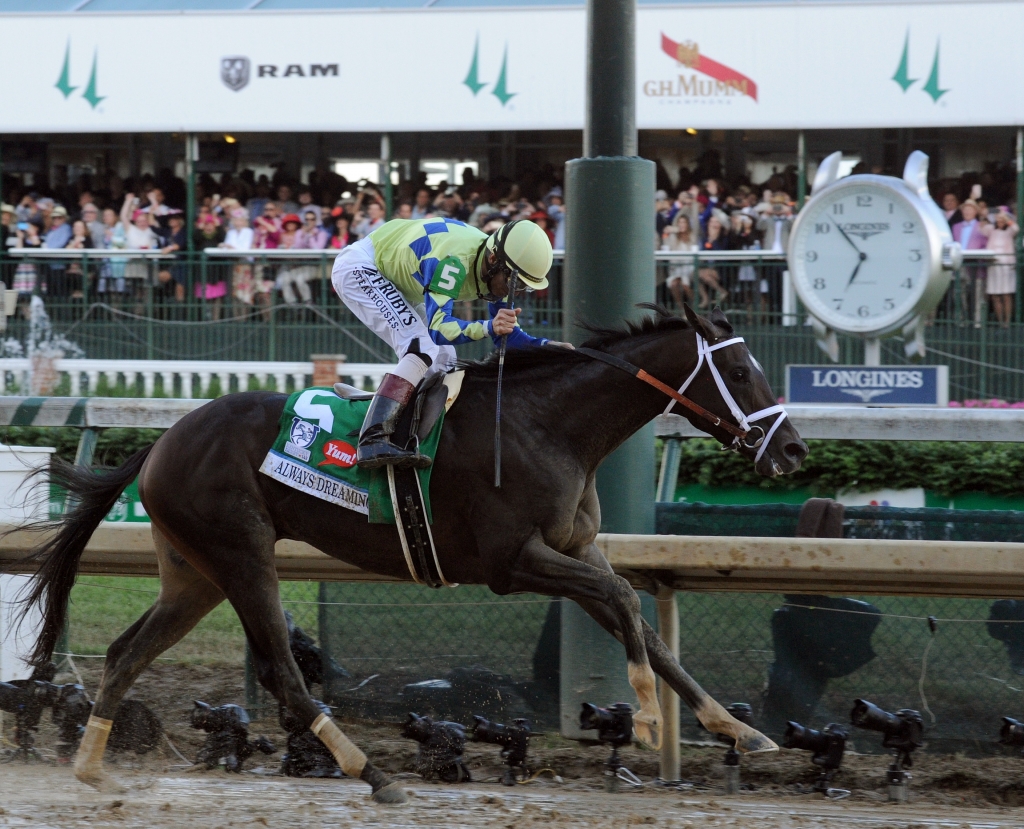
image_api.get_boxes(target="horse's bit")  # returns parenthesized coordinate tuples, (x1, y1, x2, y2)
(577, 335, 789, 464)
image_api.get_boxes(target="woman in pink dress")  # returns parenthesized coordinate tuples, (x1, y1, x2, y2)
(986, 207, 1019, 327)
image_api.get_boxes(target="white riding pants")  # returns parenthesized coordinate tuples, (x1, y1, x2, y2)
(331, 237, 456, 376)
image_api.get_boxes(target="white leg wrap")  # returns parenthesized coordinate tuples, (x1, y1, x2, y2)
(74, 716, 112, 778)
(311, 713, 367, 777)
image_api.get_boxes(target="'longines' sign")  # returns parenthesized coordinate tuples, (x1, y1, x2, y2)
(786, 365, 949, 406)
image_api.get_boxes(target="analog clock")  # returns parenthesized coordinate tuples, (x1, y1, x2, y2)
(788, 151, 962, 340)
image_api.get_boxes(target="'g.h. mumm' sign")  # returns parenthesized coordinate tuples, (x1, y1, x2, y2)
(786, 365, 949, 406)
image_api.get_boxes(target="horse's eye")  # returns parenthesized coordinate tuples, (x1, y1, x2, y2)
(730, 369, 748, 383)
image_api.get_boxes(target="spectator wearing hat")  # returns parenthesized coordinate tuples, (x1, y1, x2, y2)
(986, 207, 1018, 327)
(952, 199, 990, 325)
(43, 205, 73, 297)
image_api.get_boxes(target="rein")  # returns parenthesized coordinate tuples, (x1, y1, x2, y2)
(576, 334, 789, 462)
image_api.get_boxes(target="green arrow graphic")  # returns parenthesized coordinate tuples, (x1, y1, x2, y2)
(463, 34, 486, 96)
(82, 50, 105, 109)
(55, 40, 77, 98)
(491, 45, 516, 107)
(922, 41, 949, 102)
(891, 29, 917, 92)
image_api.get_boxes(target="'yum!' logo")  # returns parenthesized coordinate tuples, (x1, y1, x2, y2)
(319, 440, 357, 469)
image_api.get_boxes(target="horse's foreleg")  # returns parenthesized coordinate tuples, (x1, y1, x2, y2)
(498, 531, 662, 749)
(573, 545, 777, 754)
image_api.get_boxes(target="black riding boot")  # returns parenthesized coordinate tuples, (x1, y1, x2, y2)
(356, 374, 432, 470)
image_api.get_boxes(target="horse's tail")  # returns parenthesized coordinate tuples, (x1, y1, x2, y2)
(13, 444, 155, 667)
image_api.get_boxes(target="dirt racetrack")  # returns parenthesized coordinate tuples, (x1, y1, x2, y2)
(4, 764, 1024, 829)
(4, 663, 1024, 827)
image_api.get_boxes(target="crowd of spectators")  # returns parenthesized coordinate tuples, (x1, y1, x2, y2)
(0, 164, 565, 320)
(653, 161, 1021, 323)
(0, 153, 1019, 325)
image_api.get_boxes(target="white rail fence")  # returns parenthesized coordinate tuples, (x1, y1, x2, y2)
(0, 359, 395, 398)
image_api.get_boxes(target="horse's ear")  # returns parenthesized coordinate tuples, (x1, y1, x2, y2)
(682, 303, 720, 342)
(708, 306, 734, 335)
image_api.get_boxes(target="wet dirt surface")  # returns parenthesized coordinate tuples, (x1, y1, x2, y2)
(3, 764, 1024, 829)
(4, 663, 1024, 826)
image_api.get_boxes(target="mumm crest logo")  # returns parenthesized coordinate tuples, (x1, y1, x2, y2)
(644, 33, 758, 103)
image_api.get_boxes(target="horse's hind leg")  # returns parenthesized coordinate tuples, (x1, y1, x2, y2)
(216, 553, 406, 804)
(76, 528, 226, 792)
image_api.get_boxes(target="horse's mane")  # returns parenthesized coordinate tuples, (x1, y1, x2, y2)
(460, 305, 691, 379)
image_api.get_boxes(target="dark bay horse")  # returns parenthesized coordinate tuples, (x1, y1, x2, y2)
(15, 305, 806, 803)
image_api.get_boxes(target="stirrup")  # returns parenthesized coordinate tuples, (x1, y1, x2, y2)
(356, 439, 432, 470)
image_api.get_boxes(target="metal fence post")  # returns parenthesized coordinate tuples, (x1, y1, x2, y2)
(657, 438, 682, 503)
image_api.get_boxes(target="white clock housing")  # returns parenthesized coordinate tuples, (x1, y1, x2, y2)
(788, 151, 961, 341)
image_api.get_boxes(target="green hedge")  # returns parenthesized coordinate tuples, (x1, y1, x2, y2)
(675, 439, 1024, 498)
(0, 427, 164, 467)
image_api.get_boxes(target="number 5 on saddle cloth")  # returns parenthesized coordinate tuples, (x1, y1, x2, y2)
(259, 372, 464, 588)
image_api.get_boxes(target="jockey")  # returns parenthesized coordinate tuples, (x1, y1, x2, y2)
(331, 217, 557, 470)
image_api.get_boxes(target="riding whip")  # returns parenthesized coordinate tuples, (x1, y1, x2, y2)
(494, 269, 519, 488)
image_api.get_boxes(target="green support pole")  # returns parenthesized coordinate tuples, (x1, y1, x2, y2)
(185, 134, 196, 256)
(381, 134, 393, 219)
(797, 131, 807, 210)
(561, 0, 659, 743)
(1016, 127, 1023, 324)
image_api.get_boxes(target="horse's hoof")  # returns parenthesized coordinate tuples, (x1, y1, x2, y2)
(633, 713, 662, 751)
(75, 771, 128, 794)
(371, 782, 408, 805)
(735, 729, 778, 754)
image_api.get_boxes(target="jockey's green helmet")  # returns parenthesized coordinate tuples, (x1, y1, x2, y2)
(485, 219, 552, 291)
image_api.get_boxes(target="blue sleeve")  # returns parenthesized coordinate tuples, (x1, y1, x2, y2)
(487, 301, 550, 349)
(424, 290, 492, 345)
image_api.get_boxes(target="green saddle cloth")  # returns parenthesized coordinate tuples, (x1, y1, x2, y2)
(259, 387, 444, 524)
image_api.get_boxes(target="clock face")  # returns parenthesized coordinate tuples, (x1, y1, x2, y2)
(791, 182, 932, 335)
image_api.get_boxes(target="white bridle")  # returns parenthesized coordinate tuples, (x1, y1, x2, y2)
(665, 335, 789, 464)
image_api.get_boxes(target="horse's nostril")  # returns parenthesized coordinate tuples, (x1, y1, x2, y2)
(785, 442, 808, 461)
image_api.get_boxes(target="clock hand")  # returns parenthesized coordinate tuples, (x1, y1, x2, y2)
(845, 252, 867, 290)
(831, 218, 865, 256)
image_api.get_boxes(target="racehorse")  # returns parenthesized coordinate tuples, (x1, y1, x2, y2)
(13, 304, 807, 803)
